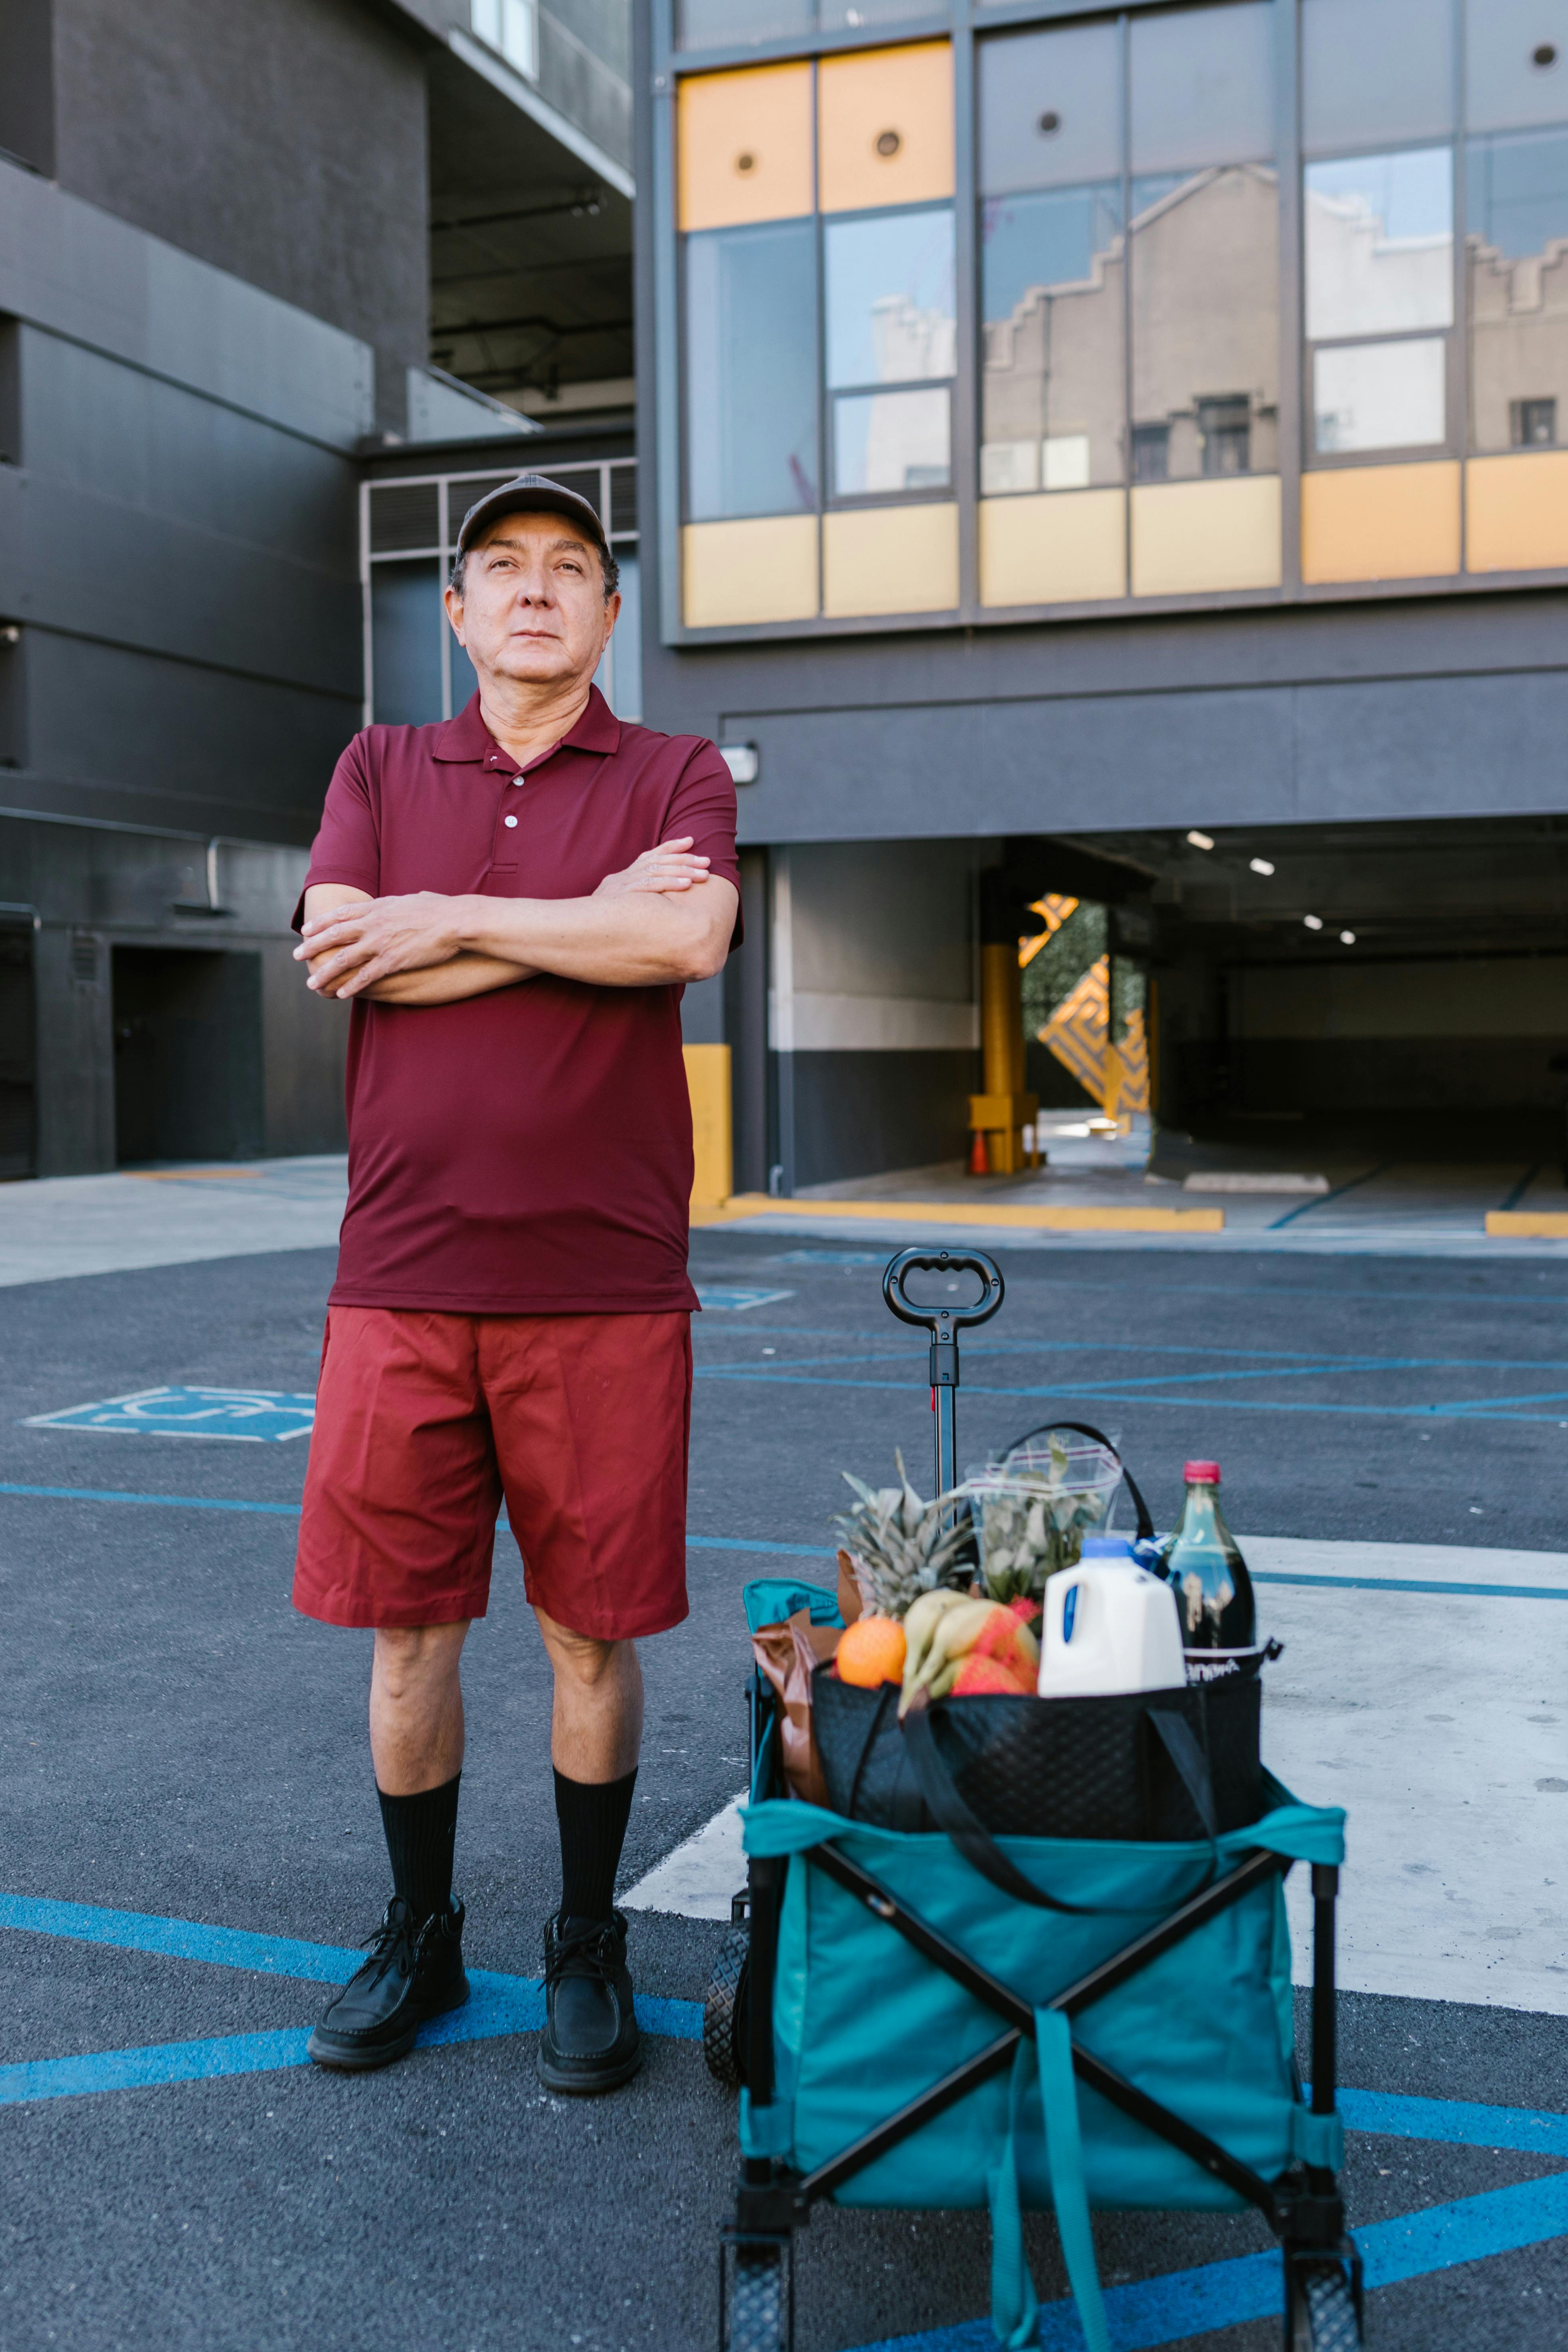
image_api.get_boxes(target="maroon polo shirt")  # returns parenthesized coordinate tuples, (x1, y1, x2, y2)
(297, 687, 740, 1315)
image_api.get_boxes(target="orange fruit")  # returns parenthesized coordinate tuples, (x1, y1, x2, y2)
(836, 1615, 907, 1688)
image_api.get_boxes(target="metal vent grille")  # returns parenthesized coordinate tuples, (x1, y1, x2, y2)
(447, 476, 516, 539)
(369, 484, 440, 555)
(547, 464, 603, 519)
(70, 930, 99, 985)
(608, 464, 637, 536)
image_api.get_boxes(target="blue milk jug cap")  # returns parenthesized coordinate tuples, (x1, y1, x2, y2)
(1080, 1535, 1135, 1558)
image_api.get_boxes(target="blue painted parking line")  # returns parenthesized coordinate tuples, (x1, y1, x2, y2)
(25, 1386, 317, 1442)
(3, 1893, 1565, 2347)
(694, 1285, 795, 1311)
(847, 2173, 1568, 2352)
(0, 1481, 303, 1514)
(0, 1488, 1562, 1595)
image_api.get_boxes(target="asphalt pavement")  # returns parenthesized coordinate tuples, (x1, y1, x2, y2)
(1, 1234, 1566, 2350)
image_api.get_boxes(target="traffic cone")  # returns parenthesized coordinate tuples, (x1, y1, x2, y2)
(968, 1130, 989, 1176)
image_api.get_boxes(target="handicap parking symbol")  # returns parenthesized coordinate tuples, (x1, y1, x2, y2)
(693, 1285, 794, 1311)
(24, 1386, 317, 1443)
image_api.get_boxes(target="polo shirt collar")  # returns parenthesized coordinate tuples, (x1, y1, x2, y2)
(432, 685, 621, 765)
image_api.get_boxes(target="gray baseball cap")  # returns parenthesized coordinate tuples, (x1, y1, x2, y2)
(454, 470, 610, 560)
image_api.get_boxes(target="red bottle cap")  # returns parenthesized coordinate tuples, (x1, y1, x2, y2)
(1183, 1460, 1221, 1483)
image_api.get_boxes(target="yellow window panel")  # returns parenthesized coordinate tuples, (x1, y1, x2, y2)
(1465, 451, 1568, 574)
(979, 489, 1126, 607)
(1130, 476, 1281, 598)
(818, 42, 954, 215)
(1301, 461, 1461, 584)
(683, 515, 819, 628)
(822, 503, 959, 616)
(678, 62, 813, 232)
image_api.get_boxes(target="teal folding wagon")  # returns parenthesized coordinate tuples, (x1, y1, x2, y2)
(702, 1250, 1363, 2352)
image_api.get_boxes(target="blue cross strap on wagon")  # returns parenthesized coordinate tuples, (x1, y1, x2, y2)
(703, 1246, 1359, 2352)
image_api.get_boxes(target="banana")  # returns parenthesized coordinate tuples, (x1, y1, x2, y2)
(899, 1587, 967, 1697)
(899, 1597, 1002, 1714)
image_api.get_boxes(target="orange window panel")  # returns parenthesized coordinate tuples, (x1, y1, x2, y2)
(817, 41, 954, 216)
(1301, 462, 1461, 584)
(1465, 452, 1568, 573)
(678, 62, 813, 232)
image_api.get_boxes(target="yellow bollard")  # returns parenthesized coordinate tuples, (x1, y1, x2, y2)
(684, 1043, 733, 1209)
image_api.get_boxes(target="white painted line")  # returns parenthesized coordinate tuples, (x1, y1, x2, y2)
(1241, 1534, 1568, 1593)
(622, 1792, 747, 1921)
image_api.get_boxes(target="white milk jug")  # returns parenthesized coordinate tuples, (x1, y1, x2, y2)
(1037, 1563, 1187, 1698)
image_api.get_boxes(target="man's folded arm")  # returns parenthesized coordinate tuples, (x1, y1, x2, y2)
(300, 883, 537, 1006)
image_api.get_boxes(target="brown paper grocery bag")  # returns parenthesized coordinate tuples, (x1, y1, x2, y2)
(751, 1607, 839, 1806)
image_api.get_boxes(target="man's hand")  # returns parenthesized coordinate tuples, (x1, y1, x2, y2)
(594, 838, 712, 899)
(297, 892, 483, 1000)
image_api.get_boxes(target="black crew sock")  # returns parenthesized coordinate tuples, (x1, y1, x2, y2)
(553, 1766, 638, 1925)
(377, 1772, 461, 1925)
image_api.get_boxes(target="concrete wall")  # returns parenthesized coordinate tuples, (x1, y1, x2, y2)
(0, 817, 346, 1174)
(1227, 953, 1568, 1114)
(0, 159, 368, 841)
(49, 0, 429, 433)
(770, 840, 981, 1189)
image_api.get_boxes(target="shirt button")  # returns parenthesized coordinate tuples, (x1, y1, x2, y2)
(504, 814, 518, 828)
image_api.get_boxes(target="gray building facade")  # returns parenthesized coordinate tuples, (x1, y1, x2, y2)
(635, 0, 1568, 1193)
(0, 0, 635, 1177)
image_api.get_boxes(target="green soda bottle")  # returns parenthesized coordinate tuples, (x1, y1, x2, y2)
(1158, 1460, 1255, 1648)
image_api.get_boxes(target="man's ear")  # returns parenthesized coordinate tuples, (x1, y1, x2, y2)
(442, 583, 466, 644)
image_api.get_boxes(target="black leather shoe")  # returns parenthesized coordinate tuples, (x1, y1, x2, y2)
(308, 1895, 468, 2071)
(538, 1910, 641, 2095)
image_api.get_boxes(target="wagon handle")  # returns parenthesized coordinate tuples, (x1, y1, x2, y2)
(881, 1248, 1004, 1498)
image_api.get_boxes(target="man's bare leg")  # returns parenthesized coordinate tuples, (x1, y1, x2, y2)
(307, 1619, 472, 2071)
(370, 1620, 470, 1792)
(533, 1603, 645, 2093)
(534, 1605, 643, 1783)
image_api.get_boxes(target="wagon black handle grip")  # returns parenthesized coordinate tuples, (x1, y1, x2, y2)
(881, 1248, 1004, 1336)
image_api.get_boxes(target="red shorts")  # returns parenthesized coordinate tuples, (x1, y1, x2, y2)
(293, 1306, 692, 1638)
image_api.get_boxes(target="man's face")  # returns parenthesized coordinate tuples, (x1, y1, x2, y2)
(444, 513, 619, 693)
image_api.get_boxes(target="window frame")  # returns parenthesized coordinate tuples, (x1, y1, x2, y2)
(653, 0, 1568, 646)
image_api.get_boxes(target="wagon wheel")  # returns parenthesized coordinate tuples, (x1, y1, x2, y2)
(721, 2236, 791, 2352)
(702, 1923, 751, 2090)
(1286, 2258, 1362, 2352)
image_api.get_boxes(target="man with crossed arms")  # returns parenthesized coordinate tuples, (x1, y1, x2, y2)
(293, 472, 738, 2093)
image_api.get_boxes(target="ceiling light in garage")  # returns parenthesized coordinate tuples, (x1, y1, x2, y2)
(1303, 914, 1324, 931)
(1185, 830, 1214, 850)
(1249, 857, 1275, 876)
(1340, 930, 1357, 945)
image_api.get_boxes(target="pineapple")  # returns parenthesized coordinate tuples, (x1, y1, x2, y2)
(833, 1450, 973, 1620)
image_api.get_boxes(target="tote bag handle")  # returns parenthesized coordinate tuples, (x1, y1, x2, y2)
(901, 1696, 1221, 1908)
(999, 1419, 1156, 1542)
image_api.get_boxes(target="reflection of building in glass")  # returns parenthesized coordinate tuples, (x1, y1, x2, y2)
(980, 165, 1279, 494)
(1469, 231, 1568, 453)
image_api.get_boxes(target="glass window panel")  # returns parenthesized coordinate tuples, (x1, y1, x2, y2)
(1301, 0, 1454, 154)
(825, 208, 956, 389)
(980, 185, 1125, 492)
(1130, 164, 1280, 483)
(1468, 126, 1568, 451)
(594, 552, 642, 720)
(834, 386, 952, 496)
(685, 219, 817, 520)
(1313, 336, 1447, 450)
(1130, 2, 1275, 175)
(1304, 149, 1454, 339)
(978, 21, 1122, 195)
(677, 0, 812, 46)
(371, 560, 443, 726)
(1465, 0, 1568, 132)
